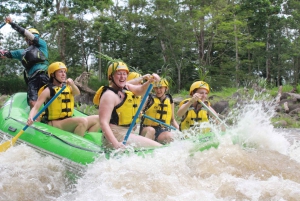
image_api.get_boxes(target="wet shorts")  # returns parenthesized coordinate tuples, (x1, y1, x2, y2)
(27, 71, 49, 104)
(153, 126, 170, 141)
(102, 124, 129, 148)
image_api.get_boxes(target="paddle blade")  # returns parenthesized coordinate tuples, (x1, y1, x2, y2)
(0, 130, 24, 152)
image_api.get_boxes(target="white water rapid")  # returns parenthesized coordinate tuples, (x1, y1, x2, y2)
(1, 99, 300, 201)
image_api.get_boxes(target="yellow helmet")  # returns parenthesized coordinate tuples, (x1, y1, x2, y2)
(28, 28, 40, 35)
(127, 72, 141, 81)
(48, 62, 68, 77)
(153, 78, 169, 89)
(107, 62, 129, 80)
(189, 81, 210, 95)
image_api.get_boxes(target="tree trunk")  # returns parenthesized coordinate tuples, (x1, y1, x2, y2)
(234, 17, 239, 87)
(98, 36, 102, 81)
(74, 72, 96, 105)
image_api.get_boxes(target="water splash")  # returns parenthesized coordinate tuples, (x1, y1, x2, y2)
(0, 144, 67, 201)
(1, 98, 300, 200)
(226, 99, 290, 155)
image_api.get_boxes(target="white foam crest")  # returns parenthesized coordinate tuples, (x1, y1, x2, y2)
(0, 144, 67, 201)
(226, 99, 290, 154)
(57, 141, 227, 201)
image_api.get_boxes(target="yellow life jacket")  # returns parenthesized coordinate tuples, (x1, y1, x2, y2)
(179, 98, 210, 131)
(96, 86, 139, 126)
(93, 86, 105, 106)
(142, 94, 173, 126)
(39, 84, 74, 121)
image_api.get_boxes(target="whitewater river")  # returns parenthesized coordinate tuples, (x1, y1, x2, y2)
(0, 100, 300, 201)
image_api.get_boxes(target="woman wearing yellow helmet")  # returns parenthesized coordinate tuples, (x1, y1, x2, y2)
(177, 81, 218, 132)
(95, 61, 162, 149)
(126, 72, 153, 85)
(27, 62, 100, 137)
(0, 16, 49, 109)
(140, 78, 179, 143)
(127, 72, 142, 83)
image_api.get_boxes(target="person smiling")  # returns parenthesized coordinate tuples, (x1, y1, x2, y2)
(27, 62, 100, 136)
(93, 61, 162, 149)
(177, 81, 219, 132)
(140, 78, 179, 144)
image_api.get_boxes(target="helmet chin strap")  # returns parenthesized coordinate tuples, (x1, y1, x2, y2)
(111, 76, 124, 91)
(54, 76, 63, 84)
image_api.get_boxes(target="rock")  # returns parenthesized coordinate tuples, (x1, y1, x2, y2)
(278, 99, 297, 106)
(212, 100, 229, 115)
(275, 93, 281, 103)
(287, 104, 300, 112)
(275, 105, 284, 113)
(274, 120, 288, 128)
(173, 97, 185, 105)
(283, 102, 289, 113)
(286, 93, 300, 101)
(280, 92, 290, 100)
(290, 108, 300, 115)
(208, 94, 222, 101)
(232, 92, 241, 99)
(74, 72, 96, 105)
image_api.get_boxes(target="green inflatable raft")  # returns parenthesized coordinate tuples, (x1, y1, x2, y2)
(0, 93, 220, 165)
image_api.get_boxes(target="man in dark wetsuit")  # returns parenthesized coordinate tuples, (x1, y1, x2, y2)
(0, 16, 49, 108)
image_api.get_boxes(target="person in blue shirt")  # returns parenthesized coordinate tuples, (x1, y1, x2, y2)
(0, 16, 49, 108)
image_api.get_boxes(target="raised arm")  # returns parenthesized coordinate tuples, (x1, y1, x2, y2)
(66, 78, 80, 96)
(127, 73, 160, 96)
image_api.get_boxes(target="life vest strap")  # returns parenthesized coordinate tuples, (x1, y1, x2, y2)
(191, 117, 202, 121)
(62, 99, 71, 103)
(157, 110, 167, 115)
(62, 108, 72, 113)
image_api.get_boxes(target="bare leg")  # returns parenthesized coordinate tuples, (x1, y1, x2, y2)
(156, 131, 173, 144)
(127, 134, 162, 147)
(85, 115, 101, 132)
(140, 126, 155, 140)
(51, 117, 88, 136)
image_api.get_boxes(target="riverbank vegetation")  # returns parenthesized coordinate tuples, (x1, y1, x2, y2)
(1, 0, 300, 95)
(1, 0, 300, 128)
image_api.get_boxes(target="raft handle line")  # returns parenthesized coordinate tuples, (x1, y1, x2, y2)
(6, 116, 105, 154)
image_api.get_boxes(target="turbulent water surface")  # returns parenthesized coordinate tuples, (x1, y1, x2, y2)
(0, 100, 300, 201)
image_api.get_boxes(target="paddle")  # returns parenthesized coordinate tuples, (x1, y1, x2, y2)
(142, 114, 177, 130)
(198, 100, 228, 128)
(123, 83, 153, 145)
(0, 85, 67, 152)
(0, 23, 6, 29)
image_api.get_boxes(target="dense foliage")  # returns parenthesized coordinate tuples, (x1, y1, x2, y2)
(0, 0, 300, 94)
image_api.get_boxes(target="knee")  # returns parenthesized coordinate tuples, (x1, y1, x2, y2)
(77, 118, 89, 128)
(157, 131, 173, 143)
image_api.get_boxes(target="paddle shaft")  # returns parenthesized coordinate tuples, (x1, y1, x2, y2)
(123, 83, 153, 145)
(27, 85, 67, 128)
(0, 85, 67, 152)
(198, 100, 228, 127)
(0, 23, 6, 29)
(143, 114, 176, 130)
